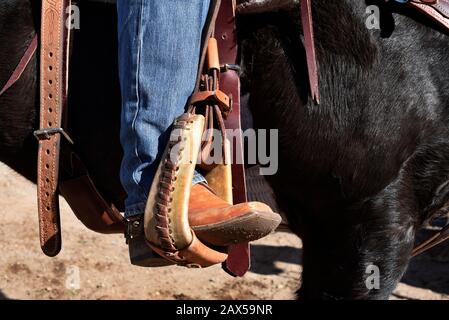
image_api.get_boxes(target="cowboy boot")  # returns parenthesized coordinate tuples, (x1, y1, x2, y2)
(189, 183, 281, 247)
(129, 183, 281, 267)
(132, 113, 281, 267)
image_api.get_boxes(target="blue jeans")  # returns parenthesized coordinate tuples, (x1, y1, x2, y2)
(117, 0, 210, 217)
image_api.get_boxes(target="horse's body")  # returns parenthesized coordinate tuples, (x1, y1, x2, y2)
(1, 0, 448, 299)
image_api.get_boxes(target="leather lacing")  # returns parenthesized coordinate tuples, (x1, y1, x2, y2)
(153, 114, 193, 253)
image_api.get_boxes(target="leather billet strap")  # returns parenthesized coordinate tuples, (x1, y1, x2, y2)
(36, 0, 72, 257)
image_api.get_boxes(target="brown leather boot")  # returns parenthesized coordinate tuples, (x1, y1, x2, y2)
(129, 184, 281, 267)
(189, 184, 281, 246)
(135, 113, 281, 267)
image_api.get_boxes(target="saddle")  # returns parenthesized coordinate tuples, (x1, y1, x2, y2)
(1, 0, 449, 269)
(35, 0, 254, 276)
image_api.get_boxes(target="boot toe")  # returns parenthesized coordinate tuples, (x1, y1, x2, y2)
(192, 210, 282, 247)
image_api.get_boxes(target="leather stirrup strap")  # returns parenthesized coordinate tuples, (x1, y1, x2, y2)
(300, 0, 319, 104)
(215, 0, 251, 277)
(195, 0, 222, 92)
(36, 0, 72, 256)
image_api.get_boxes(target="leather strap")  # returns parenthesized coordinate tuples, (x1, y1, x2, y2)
(300, 0, 320, 104)
(301, 0, 449, 256)
(148, 231, 228, 268)
(296, 0, 449, 105)
(412, 223, 449, 257)
(195, 0, 222, 92)
(36, 0, 72, 256)
(59, 148, 125, 234)
(215, 0, 251, 277)
(0, 35, 38, 97)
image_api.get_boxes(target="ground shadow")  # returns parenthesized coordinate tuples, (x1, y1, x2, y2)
(0, 290, 9, 300)
(401, 225, 449, 295)
(249, 242, 302, 275)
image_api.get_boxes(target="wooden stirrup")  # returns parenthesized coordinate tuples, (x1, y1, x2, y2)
(144, 114, 228, 268)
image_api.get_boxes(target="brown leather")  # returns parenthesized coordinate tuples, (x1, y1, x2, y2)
(59, 175, 124, 234)
(0, 35, 37, 96)
(129, 182, 278, 246)
(188, 184, 272, 227)
(190, 88, 231, 114)
(194, 0, 222, 92)
(146, 182, 280, 266)
(207, 38, 221, 71)
(59, 148, 125, 234)
(300, 0, 320, 104)
(148, 231, 227, 268)
(33, 0, 124, 256)
(215, 0, 251, 276)
(35, 0, 72, 257)
(189, 183, 281, 248)
(216, 0, 247, 206)
(236, 1, 320, 104)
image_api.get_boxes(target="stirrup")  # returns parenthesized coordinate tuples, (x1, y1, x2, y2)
(143, 113, 228, 268)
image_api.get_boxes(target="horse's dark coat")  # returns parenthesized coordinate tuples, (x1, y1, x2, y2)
(239, 0, 449, 299)
(0, 0, 448, 299)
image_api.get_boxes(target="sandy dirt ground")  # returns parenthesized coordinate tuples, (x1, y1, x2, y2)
(0, 163, 447, 300)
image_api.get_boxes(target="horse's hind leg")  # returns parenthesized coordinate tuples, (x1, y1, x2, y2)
(298, 195, 417, 300)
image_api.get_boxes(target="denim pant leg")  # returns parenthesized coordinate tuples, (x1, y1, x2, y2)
(117, 0, 210, 217)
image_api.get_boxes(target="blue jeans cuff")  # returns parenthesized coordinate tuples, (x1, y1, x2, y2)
(192, 171, 207, 185)
(124, 202, 146, 218)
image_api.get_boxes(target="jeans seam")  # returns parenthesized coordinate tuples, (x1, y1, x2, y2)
(130, 0, 147, 198)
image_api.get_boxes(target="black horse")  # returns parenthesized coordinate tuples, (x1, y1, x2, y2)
(1, 0, 448, 299)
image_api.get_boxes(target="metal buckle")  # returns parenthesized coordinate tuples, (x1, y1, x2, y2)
(220, 64, 242, 75)
(33, 128, 74, 145)
(125, 217, 143, 244)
